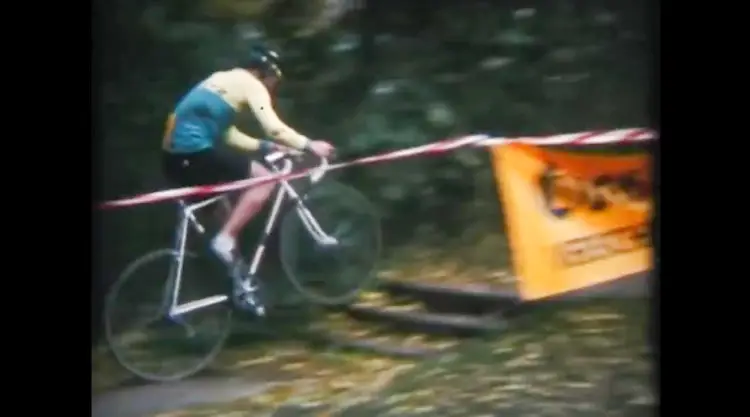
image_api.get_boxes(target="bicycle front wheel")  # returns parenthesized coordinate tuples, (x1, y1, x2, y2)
(104, 249, 232, 382)
(280, 181, 382, 305)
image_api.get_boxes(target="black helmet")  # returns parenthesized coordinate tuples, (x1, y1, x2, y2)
(246, 44, 282, 79)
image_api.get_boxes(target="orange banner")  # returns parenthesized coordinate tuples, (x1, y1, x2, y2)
(491, 144, 652, 300)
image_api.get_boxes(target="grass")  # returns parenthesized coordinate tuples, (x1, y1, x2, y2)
(377, 232, 515, 290)
(338, 300, 652, 417)
(92, 317, 413, 395)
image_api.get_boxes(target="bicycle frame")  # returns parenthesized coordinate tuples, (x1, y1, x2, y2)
(165, 152, 336, 318)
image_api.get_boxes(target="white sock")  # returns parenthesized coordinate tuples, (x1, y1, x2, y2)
(211, 233, 236, 261)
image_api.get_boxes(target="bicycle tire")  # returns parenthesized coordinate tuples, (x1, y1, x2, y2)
(279, 181, 382, 305)
(104, 249, 233, 382)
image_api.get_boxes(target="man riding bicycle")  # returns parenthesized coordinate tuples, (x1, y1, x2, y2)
(161, 44, 335, 273)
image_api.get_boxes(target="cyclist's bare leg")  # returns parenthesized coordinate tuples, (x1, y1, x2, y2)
(211, 161, 274, 263)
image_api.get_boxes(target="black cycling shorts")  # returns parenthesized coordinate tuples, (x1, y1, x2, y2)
(162, 147, 254, 187)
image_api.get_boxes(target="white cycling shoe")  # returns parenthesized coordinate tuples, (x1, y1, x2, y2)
(210, 234, 236, 265)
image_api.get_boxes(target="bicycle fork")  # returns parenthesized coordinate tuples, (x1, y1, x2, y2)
(245, 161, 339, 282)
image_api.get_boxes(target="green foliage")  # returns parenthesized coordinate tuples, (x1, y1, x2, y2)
(97, 0, 647, 286)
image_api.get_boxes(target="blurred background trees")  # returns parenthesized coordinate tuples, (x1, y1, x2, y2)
(95, 0, 647, 294)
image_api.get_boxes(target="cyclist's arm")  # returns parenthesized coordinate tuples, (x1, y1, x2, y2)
(225, 126, 262, 151)
(242, 75, 310, 150)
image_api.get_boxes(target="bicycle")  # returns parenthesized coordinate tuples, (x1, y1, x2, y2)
(103, 151, 381, 382)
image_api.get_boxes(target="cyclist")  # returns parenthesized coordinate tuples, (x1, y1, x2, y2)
(161, 44, 335, 270)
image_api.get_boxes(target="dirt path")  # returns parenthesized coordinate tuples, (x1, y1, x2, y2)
(92, 377, 277, 417)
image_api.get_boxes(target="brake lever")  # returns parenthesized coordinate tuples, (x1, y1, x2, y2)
(310, 156, 329, 183)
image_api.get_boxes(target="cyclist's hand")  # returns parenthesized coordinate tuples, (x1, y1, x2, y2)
(308, 140, 336, 158)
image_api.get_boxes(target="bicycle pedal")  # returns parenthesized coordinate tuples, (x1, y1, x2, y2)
(253, 304, 266, 317)
(231, 277, 266, 316)
(231, 291, 267, 316)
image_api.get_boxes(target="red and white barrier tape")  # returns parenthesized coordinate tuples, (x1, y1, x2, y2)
(99, 128, 655, 209)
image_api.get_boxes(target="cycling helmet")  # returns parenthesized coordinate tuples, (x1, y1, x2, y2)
(246, 44, 282, 79)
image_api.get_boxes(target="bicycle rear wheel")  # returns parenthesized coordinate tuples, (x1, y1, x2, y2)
(279, 181, 381, 305)
(104, 249, 232, 382)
